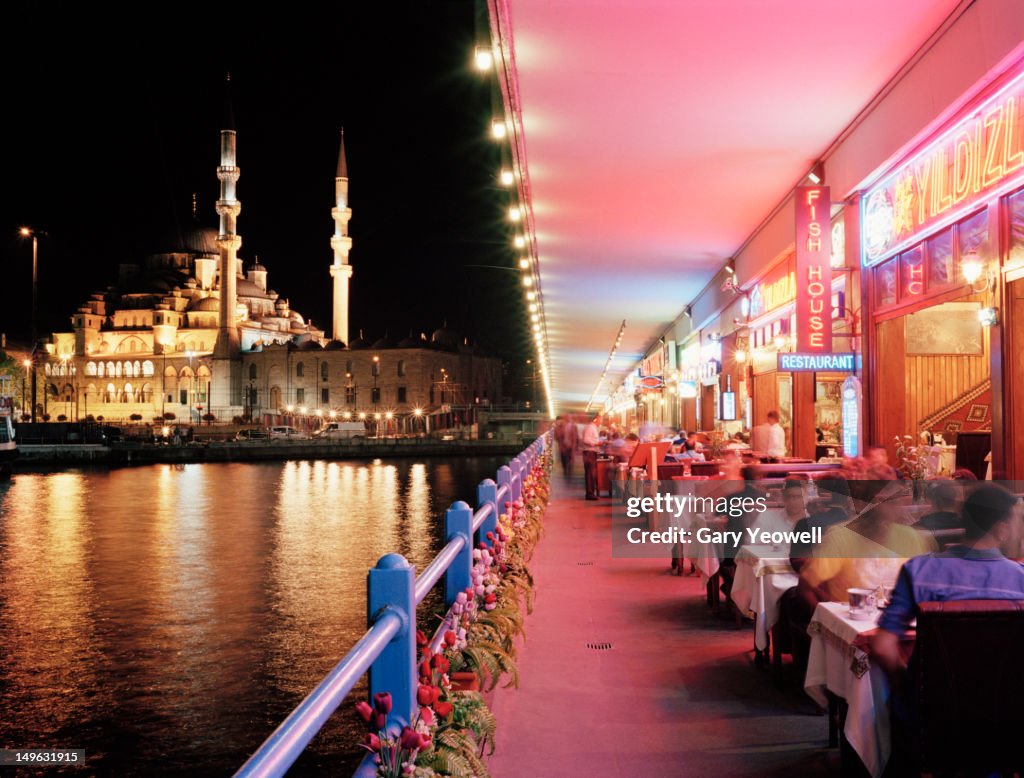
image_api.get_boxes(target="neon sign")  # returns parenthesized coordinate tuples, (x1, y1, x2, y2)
(777, 352, 855, 372)
(863, 68, 1024, 264)
(841, 376, 862, 457)
(795, 186, 832, 351)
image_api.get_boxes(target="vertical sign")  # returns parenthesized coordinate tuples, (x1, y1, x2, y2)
(795, 186, 832, 352)
(841, 375, 861, 458)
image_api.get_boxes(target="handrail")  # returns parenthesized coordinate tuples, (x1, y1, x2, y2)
(235, 433, 549, 778)
(414, 534, 466, 606)
(235, 609, 403, 778)
(471, 502, 494, 533)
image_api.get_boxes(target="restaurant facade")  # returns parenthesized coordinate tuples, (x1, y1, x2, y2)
(859, 58, 1024, 478)
(609, 23, 1024, 477)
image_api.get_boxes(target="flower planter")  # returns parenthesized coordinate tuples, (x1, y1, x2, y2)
(450, 671, 480, 692)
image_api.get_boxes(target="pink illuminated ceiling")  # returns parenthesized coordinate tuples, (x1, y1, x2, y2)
(499, 0, 965, 409)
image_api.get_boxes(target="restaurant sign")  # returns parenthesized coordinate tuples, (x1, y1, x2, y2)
(795, 186, 832, 352)
(748, 270, 795, 319)
(863, 68, 1024, 265)
(777, 352, 855, 372)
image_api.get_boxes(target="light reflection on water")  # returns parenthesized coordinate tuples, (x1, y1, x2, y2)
(0, 457, 502, 776)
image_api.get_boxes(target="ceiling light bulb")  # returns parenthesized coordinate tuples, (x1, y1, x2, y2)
(500, 169, 514, 186)
(474, 47, 494, 71)
(519, 258, 530, 269)
(526, 291, 536, 300)
(522, 276, 533, 287)
(514, 235, 526, 248)
(529, 303, 537, 312)
(508, 206, 521, 222)
(491, 120, 507, 140)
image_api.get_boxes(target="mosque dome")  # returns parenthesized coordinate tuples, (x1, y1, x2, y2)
(153, 219, 220, 256)
(323, 339, 346, 350)
(189, 296, 220, 312)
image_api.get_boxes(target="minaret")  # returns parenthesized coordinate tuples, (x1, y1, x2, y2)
(330, 128, 354, 343)
(212, 75, 243, 411)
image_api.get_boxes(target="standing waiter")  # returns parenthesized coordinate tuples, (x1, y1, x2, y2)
(581, 414, 603, 500)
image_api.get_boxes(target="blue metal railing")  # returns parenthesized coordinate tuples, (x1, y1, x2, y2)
(235, 434, 548, 778)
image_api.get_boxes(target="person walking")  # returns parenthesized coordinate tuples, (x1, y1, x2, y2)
(581, 413, 602, 500)
(556, 415, 578, 479)
(751, 410, 786, 460)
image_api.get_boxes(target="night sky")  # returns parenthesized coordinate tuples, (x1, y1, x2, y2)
(1, 3, 531, 392)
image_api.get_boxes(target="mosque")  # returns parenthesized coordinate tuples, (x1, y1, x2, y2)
(38, 88, 503, 426)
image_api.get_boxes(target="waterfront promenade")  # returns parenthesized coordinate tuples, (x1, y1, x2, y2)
(487, 477, 836, 778)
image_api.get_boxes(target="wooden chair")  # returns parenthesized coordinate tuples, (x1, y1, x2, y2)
(916, 600, 1024, 775)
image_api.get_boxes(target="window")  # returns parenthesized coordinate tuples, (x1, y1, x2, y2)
(397, 386, 407, 403)
(321, 387, 329, 404)
(321, 362, 329, 381)
(900, 245, 924, 300)
(927, 228, 954, 289)
(296, 362, 305, 377)
(397, 360, 406, 377)
(958, 208, 989, 258)
(345, 385, 356, 404)
(875, 259, 897, 308)
(296, 388, 305, 404)
(249, 364, 257, 381)
(371, 387, 381, 404)
(179, 389, 188, 404)
(1009, 186, 1024, 264)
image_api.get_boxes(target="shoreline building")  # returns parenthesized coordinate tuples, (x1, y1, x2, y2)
(36, 87, 502, 426)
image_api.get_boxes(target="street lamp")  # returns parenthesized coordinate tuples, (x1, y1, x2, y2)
(20, 227, 46, 422)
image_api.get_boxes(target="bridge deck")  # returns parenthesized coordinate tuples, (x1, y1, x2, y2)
(486, 474, 836, 777)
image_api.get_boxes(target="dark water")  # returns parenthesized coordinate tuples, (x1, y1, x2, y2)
(0, 457, 505, 776)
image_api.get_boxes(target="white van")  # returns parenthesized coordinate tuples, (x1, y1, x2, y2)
(269, 425, 307, 440)
(315, 421, 366, 440)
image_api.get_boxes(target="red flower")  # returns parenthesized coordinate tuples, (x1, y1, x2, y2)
(433, 700, 453, 718)
(416, 629, 428, 647)
(419, 706, 433, 726)
(373, 692, 392, 715)
(419, 660, 432, 679)
(484, 592, 497, 604)
(363, 732, 381, 752)
(431, 654, 449, 674)
(374, 712, 387, 731)
(443, 630, 457, 647)
(417, 684, 434, 706)
(486, 531, 495, 541)
(400, 727, 421, 751)
(355, 700, 373, 723)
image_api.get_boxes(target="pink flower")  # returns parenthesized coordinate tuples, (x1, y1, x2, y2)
(400, 726, 421, 750)
(455, 591, 468, 605)
(373, 692, 392, 715)
(355, 700, 373, 723)
(374, 712, 387, 731)
(419, 706, 433, 726)
(363, 732, 381, 752)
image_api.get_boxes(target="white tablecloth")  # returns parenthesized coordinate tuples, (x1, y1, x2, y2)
(730, 544, 797, 650)
(684, 515, 721, 582)
(804, 602, 891, 778)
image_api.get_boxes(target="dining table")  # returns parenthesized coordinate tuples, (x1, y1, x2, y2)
(804, 601, 899, 778)
(729, 543, 798, 655)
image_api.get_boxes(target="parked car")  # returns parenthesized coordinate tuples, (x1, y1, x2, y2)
(269, 425, 307, 440)
(235, 429, 270, 441)
(314, 421, 366, 440)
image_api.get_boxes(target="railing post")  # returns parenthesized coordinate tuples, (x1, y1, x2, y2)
(510, 459, 522, 502)
(497, 465, 512, 508)
(477, 479, 498, 548)
(444, 501, 473, 608)
(367, 553, 416, 728)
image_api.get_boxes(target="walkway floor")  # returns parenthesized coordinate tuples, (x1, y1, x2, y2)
(486, 473, 839, 778)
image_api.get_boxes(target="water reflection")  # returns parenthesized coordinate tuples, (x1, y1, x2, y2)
(0, 456, 502, 775)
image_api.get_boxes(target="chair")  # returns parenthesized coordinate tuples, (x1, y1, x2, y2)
(916, 600, 1024, 775)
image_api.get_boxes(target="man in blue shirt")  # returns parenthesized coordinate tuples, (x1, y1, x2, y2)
(873, 484, 1024, 668)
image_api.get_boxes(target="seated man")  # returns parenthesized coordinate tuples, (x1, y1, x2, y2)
(870, 484, 1024, 770)
(677, 439, 706, 461)
(871, 484, 1024, 672)
(914, 479, 963, 531)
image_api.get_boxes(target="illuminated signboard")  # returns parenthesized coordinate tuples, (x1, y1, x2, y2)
(841, 376, 862, 457)
(720, 391, 736, 421)
(795, 186, 832, 351)
(748, 270, 795, 319)
(863, 68, 1024, 265)
(777, 352, 855, 372)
